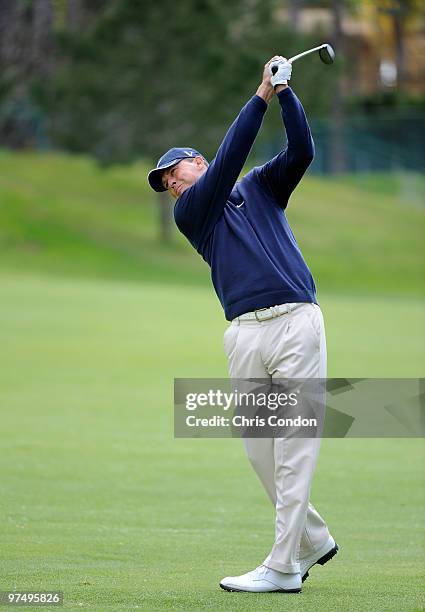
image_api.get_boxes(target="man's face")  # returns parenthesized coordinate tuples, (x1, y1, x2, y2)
(161, 156, 207, 199)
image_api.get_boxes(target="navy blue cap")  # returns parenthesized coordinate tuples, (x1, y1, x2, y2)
(148, 147, 203, 192)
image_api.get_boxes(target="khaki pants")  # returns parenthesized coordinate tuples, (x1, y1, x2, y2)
(223, 303, 330, 574)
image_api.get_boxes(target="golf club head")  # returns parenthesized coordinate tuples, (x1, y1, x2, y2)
(318, 44, 335, 65)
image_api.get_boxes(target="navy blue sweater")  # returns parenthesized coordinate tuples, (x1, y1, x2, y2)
(174, 87, 317, 321)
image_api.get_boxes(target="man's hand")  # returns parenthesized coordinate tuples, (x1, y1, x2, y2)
(256, 56, 289, 103)
(270, 59, 292, 89)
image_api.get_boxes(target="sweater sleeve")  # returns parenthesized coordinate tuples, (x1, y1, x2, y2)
(259, 87, 314, 208)
(174, 95, 267, 251)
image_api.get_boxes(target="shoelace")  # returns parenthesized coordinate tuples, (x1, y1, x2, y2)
(254, 565, 268, 578)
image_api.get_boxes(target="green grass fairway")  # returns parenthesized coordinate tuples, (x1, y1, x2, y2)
(1, 274, 424, 611)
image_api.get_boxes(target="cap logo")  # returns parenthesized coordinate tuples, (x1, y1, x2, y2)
(183, 150, 193, 157)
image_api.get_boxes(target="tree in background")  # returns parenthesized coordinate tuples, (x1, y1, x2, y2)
(0, 0, 54, 146)
(329, 0, 347, 173)
(29, 0, 334, 164)
(1, 0, 340, 242)
(373, 0, 424, 90)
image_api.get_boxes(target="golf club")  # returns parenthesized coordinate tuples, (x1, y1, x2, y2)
(271, 43, 335, 75)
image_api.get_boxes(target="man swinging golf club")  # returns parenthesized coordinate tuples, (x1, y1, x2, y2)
(148, 55, 339, 593)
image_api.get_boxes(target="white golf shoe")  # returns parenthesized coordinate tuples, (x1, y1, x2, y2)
(219, 565, 302, 593)
(300, 535, 339, 582)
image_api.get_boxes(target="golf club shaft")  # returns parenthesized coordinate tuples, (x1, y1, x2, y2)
(289, 45, 327, 63)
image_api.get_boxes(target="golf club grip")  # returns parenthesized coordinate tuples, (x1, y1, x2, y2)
(271, 65, 278, 75)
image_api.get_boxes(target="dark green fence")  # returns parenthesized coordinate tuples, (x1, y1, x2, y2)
(310, 111, 425, 174)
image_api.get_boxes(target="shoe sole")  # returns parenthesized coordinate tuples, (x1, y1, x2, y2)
(301, 543, 339, 583)
(219, 583, 301, 593)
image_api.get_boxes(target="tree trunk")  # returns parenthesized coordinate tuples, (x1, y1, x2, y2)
(31, 0, 54, 78)
(0, 0, 54, 82)
(288, 0, 303, 33)
(329, 0, 346, 174)
(66, 0, 84, 32)
(0, 1, 16, 65)
(0, 1, 27, 92)
(157, 190, 174, 243)
(0, 0, 53, 147)
(392, 10, 406, 90)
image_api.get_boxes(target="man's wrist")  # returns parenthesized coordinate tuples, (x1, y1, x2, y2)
(275, 84, 289, 94)
(255, 83, 274, 104)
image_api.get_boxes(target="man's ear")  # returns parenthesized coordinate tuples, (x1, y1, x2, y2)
(194, 155, 205, 168)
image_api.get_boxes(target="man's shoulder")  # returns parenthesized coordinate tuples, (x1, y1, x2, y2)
(240, 165, 265, 185)
(238, 164, 282, 206)
(239, 164, 273, 196)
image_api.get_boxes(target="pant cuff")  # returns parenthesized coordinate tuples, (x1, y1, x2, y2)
(299, 535, 332, 561)
(263, 556, 300, 574)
